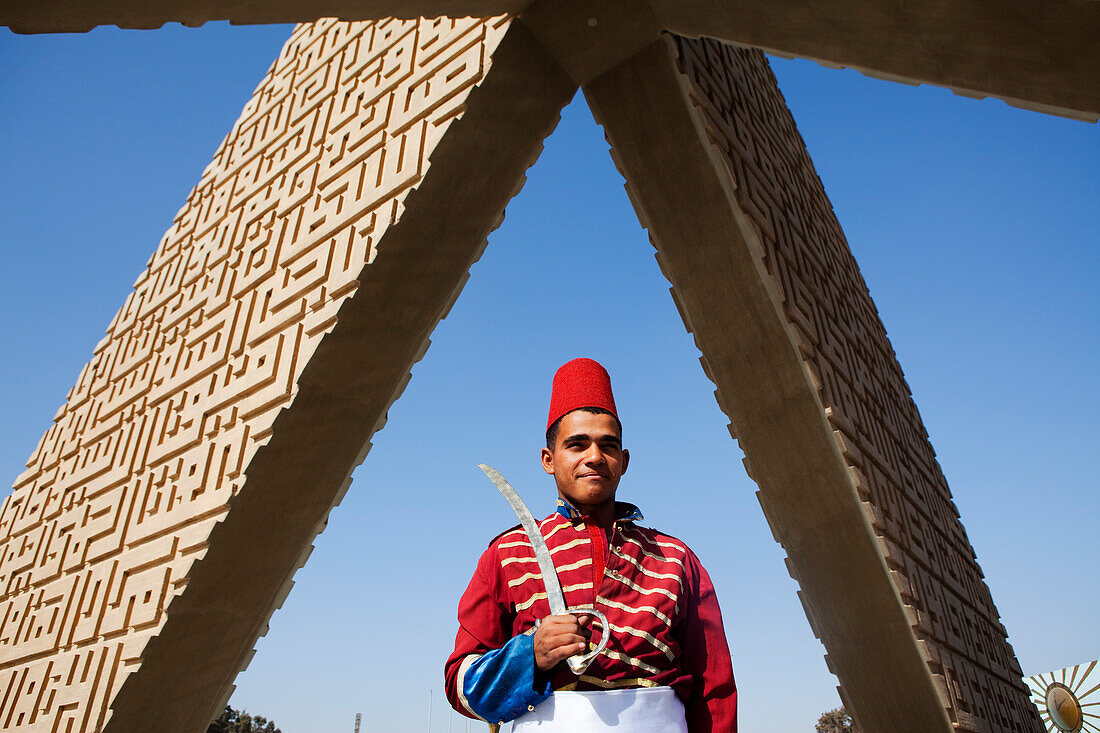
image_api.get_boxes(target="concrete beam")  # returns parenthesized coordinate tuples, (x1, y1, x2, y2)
(583, 36, 1043, 731)
(651, 0, 1100, 121)
(6, 0, 1094, 122)
(0, 17, 576, 732)
(104, 19, 575, 733)
(0, 0, 527, 34)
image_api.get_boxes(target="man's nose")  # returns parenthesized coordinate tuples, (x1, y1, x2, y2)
(584, 444, 606, 464)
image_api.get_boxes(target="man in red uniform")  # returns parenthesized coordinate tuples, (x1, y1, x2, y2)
(445, 358, 736, 731)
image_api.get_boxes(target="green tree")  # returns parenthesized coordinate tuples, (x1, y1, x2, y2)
(816, 706, 856, 733)
(208, 705, 283, 733)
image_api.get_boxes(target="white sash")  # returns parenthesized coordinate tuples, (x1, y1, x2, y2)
(511, 687, 687, 732)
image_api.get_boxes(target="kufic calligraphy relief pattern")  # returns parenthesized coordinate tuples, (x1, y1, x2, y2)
(669, 36, 1041, 732)
(0, 16, 511, 730)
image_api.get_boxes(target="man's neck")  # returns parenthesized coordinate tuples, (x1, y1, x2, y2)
(562, 496, 616, 528)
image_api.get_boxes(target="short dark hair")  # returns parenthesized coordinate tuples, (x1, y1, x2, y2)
(545, 406, 621, 449)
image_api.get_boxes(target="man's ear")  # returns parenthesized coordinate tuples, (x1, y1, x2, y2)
(620, 448, 629, 476)
(540, 447, 555, 475)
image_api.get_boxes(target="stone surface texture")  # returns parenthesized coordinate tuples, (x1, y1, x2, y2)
(0, 16, 576, 732)
(670, 38, 1043, 731)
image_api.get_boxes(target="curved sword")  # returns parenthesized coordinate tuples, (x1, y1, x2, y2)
(478, 463, 608, 675)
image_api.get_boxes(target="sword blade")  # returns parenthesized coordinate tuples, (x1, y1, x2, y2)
(478, 463, 568, 616)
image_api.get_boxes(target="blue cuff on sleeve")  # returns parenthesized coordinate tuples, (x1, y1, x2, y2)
(463, 633, 554, 723)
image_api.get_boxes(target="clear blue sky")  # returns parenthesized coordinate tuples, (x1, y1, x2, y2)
(2, 21, 1097, 733)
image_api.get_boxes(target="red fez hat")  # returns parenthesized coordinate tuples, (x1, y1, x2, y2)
(546, 358, 618, 431)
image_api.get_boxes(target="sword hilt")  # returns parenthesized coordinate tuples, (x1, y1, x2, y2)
(564, 607, 609, 675)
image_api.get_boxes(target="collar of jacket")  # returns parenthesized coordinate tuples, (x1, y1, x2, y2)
(555, 496, 644, 523)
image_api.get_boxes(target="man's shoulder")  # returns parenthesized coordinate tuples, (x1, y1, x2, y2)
(471, 524, 528, 578)
(486, 523, 524, 548)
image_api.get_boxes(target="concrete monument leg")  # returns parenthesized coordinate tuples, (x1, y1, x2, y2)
(0, 18, 575, 733)
(583, 35, 1043, 733)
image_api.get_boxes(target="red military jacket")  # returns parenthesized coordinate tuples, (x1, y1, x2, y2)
(445, 499, 737, 731)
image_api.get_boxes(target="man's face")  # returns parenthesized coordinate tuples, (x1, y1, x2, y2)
(541, 410, 629, 515)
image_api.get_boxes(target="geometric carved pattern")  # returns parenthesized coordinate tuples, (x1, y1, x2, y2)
(0, 17, 514, 730)
(669, 37, 1042, 732)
